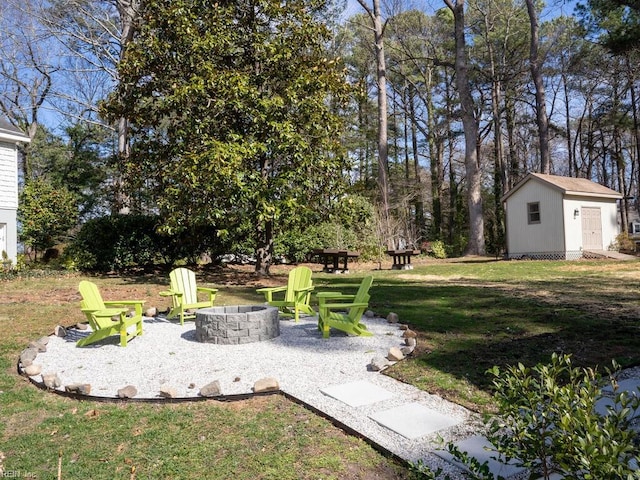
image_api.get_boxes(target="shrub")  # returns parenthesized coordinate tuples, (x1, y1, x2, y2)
(18, 178, 78, 260)
(487, 354, 639, 479)
(274, 227, 321, 263)
(430, 240, 447, 259)
(413, 354, 640, 480)
(611, 232, 636, 252)
(66, 215, 162, 271)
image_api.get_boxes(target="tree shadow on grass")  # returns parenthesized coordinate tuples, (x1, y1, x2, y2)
(372, 276, 640, 408)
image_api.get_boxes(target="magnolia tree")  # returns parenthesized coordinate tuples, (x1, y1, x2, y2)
(103, 0, 351, 274)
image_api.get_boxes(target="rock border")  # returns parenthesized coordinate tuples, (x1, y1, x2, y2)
(17, 311, 416, 403)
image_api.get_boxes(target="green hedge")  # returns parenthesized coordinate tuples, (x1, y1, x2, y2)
(66, 214, 226, 272)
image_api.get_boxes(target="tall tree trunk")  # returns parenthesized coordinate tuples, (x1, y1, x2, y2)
(614, 129, 629, 231)
(625, 54, 640, 209)
(488, 34, 506, 254)
(357, 0, 391, 248)
(409, 86, 425, 241)
(444, 0, 485, 256)
(561, 71, 574, 177)
(114, 0, 140, 214)
(425, 67, 443, 240)
(524, 0, 551, 174)
(255, 219, 274, 276)
(505, 87, 519, 188)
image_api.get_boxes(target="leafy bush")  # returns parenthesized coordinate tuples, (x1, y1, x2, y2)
(416, 354, 640, 480)
(273, 194, 378, 263)
(67, 214, 228, 271)
(430, 240, 447, 259)
(18, 178, 79, 259)
(66, 215, 162, 271)
(611, 232, 636, 252)
(486, 354, 640, 479)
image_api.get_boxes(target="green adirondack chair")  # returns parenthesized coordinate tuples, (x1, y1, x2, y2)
(77, 280, 145, 347)
(256, 266, 314, 322)
(317, 276, 374, 338)
(160, 267, 218, 325)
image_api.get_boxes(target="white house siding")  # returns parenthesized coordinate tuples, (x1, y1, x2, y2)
(563, 196, 619, 251)
(0, 141, 18, 209)
(0, 208, 17, 262)
(0, 141, 18, 262)
(505, 180, 566, 258)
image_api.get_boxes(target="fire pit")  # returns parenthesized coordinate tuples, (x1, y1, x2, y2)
(195, 305, 280, 345)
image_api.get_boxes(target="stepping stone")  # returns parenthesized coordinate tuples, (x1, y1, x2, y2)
(594, 379, 640, 417)
(320, 380, 394, 407)
(602, 378, 640, 395)
(435, 435, 525, 478)
(368, 402, 460, 440)
(594, 395, 640, 418)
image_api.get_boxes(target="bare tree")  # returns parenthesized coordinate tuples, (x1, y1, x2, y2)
(0, 0, 59, 180)
(40, 0, 142, 213)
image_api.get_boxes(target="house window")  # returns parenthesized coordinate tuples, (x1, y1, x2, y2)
(527, 202, 540, 224)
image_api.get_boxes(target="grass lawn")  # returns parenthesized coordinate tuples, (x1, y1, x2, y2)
(1, 257, 639, 478)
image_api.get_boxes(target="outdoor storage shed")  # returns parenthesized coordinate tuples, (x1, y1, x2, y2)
(0, 118, 30, 265)
(502, 173, 622, 260)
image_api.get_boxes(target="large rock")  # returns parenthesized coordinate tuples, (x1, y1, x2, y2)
(117, 385, 137, 399)
(54, 325, 67, 337)
(159, 385, 178, 399)
(403, 329, 417, 338)
(199, 380, 222, 397)
(23, 364, 42, 376)
(42, 373, 62, 389)
(400, 345, 415, 356)
(65, 383, 92, 395)
(28, 340, 46, 353)
(386, 312, 399, 324)
(387, 347, 405, 362)
(370, 356, 391, 371)
(253, 377, 279, 393)
(19, 348, 38, 367)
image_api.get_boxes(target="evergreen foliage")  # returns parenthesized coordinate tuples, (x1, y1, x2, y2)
(66, 214, 230, 271)
(17, 178, 78, 260)
(102, 0, 351, 274)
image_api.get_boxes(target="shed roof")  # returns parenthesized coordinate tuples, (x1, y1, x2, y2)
(502, 173, 622, 202)
(0, 117, 30, 143)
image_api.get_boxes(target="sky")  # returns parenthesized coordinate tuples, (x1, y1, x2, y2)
(342, 0, 579, 20)
(344, 0, 362, 17)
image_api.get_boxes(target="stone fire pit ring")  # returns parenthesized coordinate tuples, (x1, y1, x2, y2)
(195, 305, 280, 345)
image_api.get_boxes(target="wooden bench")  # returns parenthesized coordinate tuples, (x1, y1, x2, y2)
(386, 249, 420, 270)
(312, 248, 360, 273)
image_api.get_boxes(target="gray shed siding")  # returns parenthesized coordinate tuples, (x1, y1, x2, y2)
(505, 180, 566, 258)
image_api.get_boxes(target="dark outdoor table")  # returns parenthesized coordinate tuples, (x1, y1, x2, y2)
(312, 248, 360, 273)
(386, 249, 420, 270)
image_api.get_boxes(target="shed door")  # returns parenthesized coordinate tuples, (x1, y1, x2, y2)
(581, 207, 602, 249)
